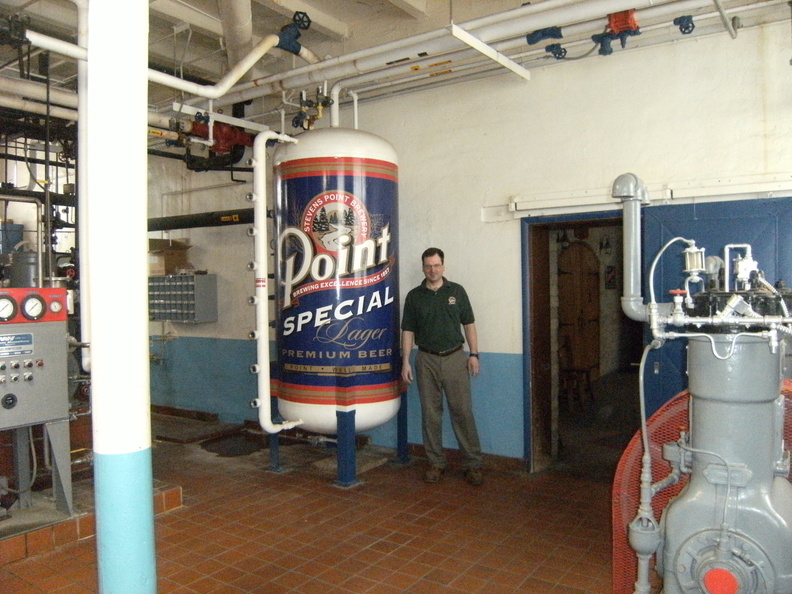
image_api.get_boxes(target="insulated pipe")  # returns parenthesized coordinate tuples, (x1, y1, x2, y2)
(0, 93, 77, 121)
(213, 0, 679, 108)
(249, 131, 303, 434)
(614, 173, 650, 322)
(148, 34, 280, 99)
(0, 77, 173, 130)
(327, 0, 733, 126)
(24, 29, 309, 102)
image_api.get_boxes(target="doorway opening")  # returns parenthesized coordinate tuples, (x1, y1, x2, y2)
(528, 217, 643, 480)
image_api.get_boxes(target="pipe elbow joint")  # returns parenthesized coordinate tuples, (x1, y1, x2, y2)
(612, 172, 649, 204)
(621, 296, 648, 322)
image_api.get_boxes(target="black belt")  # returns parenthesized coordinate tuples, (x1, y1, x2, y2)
(418, 345, 463, 357)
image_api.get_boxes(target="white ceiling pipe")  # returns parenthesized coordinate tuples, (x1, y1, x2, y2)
(147, 34, 281, 98)
(0, 76, 174, 130)
(213, 0, 679, 109)
(0, 93, 77, 121)
(249, 130, 303, 434)
(329, 0, 764, 124)
(0, 76, 78, 109)
(25, 29, 86, 60)
(209, 0, 586, 108)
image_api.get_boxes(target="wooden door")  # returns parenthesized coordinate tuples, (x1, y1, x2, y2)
(557, 241, 600, 411)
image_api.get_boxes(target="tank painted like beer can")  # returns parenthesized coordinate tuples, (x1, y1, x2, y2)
(273, 128, 400, 434)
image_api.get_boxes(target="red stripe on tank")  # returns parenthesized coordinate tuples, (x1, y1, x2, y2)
(275, 157, 398, 182)
(272, 380, 400, 406)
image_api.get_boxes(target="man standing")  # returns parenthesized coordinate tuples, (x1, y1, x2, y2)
(401, 247, 483, 486)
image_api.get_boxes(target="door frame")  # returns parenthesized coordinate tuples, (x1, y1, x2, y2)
(521, 211, 621, 471)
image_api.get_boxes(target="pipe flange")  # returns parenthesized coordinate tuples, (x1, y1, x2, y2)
(671, 529, 773, 593)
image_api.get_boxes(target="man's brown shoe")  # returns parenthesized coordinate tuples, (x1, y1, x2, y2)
(465, 469, 484, 486)
(423, 466, 444, 483)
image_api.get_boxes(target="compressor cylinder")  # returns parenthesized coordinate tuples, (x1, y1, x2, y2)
(272, 128, 400, 434)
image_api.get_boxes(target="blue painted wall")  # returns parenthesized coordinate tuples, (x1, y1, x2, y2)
(149, 337, 525, 459)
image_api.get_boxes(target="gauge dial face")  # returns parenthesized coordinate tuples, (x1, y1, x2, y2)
(50, 300, 63, 314)
(0, 297, 17, 322)
(21, 295, 46, 320)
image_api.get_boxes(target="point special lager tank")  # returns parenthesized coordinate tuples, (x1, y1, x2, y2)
(273, 128, 400, 434)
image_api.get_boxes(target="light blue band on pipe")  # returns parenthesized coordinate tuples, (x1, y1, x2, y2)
(94, 449, 157, 593)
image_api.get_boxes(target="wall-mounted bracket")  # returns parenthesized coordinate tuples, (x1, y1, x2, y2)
(450, 24, 531, 81)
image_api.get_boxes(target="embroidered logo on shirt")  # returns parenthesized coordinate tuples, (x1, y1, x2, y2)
(448, 297, 457, 305)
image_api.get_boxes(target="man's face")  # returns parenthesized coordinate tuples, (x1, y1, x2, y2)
(422, 254, 444, 283)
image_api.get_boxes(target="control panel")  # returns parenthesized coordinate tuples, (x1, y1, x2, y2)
(0, 288, 68, 430)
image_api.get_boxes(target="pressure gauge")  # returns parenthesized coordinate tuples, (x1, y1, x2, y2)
(0, 296, 17, 322)
(50, 300, 63, 314)
(21, 295, 46, 321)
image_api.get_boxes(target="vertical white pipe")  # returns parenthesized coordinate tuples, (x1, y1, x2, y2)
(70, 0, 90, 372)
(251, 132, 303, 433)
(86, 0, 156, 590)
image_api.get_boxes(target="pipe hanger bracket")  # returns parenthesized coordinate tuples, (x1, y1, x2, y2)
(450, 24, 531, 82)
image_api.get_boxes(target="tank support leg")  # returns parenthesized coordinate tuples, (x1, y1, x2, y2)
(335, 410, 359, 487)
(267, 396, 284, 472)
(395, 391, 410, 464)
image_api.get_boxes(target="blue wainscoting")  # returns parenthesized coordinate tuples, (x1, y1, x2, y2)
(150, 337, 525, 459)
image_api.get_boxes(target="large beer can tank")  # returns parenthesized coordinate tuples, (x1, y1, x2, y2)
(272, 128, 400, 434)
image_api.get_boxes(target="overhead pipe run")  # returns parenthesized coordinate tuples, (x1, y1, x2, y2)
(23, 12, 320, 103)
(211, 0, 689, 109)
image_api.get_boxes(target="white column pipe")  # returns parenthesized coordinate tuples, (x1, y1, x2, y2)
(249, 131, 303, 434)
(65, 0, 90, 372)
(213, 0, 676, 108)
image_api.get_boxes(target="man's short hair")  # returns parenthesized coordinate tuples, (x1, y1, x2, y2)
(421, 247, 444, 264)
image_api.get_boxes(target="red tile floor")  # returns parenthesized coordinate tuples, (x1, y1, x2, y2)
(0, 437, 613, 593)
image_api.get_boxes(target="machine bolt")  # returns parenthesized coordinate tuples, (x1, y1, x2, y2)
(248, 261, 257, 270)
(248, 296, 258, 305)
(249, 364, 260, 374)
(248, 331, 258, 340)
(246, 192, 255, 202)
(247, 227, 257, 237)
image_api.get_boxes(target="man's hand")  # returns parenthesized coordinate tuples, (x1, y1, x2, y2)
(401, 362, 413, 384)
(467, 356, 480, 378)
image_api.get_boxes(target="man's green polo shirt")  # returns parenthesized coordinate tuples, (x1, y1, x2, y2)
(401, 278, 475, 353)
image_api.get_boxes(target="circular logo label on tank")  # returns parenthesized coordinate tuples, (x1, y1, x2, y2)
(303, 191, 371, 254)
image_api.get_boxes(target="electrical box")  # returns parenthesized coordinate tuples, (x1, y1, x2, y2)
(148, 274, 217, 323)
(0, 287, 69, 430)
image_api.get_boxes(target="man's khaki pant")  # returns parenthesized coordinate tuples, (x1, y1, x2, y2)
(416, 349, 482, 470)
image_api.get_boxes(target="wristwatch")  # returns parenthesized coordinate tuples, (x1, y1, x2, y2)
(469, 353, 479, 358)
